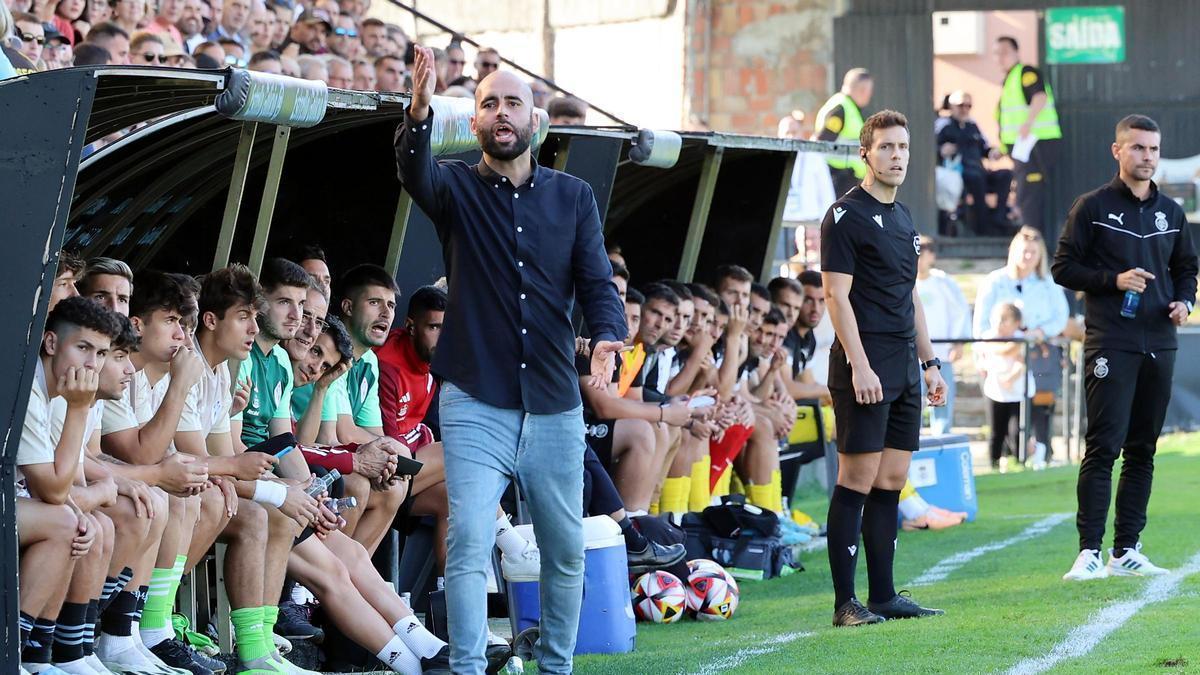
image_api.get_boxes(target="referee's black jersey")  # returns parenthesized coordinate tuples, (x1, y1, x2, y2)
(820, 186, 920, 339)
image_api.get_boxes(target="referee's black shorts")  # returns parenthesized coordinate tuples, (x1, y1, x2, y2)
(828, 336, 921, 454)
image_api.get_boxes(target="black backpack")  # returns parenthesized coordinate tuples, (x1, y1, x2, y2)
(679, 497, 803, 581)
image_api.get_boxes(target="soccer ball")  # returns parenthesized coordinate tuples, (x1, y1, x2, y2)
(685, 563, 739, 621)
(631, 571, 687, 624)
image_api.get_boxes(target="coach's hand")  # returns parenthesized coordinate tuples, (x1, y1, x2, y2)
(851, 363, 883, 405)
(409, 45, 437, 122)
(1168, 301, 1190, 327)
(1116, 268, 1155, 293)
(924, 367, 947, 407)
(589, 340, 626, 391)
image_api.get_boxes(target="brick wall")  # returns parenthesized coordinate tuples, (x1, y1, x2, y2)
(686, 0, 838, 135)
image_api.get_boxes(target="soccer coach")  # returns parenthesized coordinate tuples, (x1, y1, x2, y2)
(395, 47, 627, 673)
(1054, 114, 1197, 582)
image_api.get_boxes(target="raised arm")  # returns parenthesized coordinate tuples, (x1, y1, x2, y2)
(394, 45, 451, 226)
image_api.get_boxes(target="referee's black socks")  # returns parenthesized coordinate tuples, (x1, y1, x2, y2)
(862, 488, 901, 603)
(827, 485, 868, 608)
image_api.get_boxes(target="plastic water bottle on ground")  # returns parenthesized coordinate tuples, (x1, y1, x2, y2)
(500, 656, 524, 674)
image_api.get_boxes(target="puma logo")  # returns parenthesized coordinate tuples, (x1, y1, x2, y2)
(1108, 212, 1125, 226)
(872, 214, 884, 228)
(833, 207, 846, 223)
(848, 544, 858, 557)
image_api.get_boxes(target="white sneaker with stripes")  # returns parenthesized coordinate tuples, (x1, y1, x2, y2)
(1107, 543, 1170, 577)
(1063, 549, 1109, 581)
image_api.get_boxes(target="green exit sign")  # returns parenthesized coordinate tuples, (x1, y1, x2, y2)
(1045, 5, 1125, 64)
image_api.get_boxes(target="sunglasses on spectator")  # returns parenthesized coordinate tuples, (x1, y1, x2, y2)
(479, 61, 498, 69)
(20, 33, 46, 45)
(141, 53, 168, 63)
(333, 27, 357, 37)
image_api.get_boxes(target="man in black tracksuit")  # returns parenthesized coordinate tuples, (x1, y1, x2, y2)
(1052, 114, 1198, 581)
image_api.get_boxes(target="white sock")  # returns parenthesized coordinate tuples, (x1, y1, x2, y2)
(94, 633, 138, 660)
(627, 509, 648, 518)
(494, 515, 528, 558)
(898, 493, 930, 521)
(139, 625, 173, 649)
(392, 615, 445, 660)
(377, 635, 422, 675)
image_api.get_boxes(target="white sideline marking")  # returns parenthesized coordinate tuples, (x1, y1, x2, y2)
(687, 631, 812, 675)
(1006, 550, 1200, 675)
(910, 513, 1073, 586)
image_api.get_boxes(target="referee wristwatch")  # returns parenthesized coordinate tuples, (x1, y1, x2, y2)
(920, 357, 942, 372)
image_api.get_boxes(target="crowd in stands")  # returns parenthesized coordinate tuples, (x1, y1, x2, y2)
(13, 226, 861, 673)
(0, 0, 592, 115)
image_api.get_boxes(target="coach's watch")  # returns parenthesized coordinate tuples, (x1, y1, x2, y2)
(920, 358, 942, 372)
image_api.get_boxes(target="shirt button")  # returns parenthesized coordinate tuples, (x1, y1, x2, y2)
(516, 227, 523, 233)
(514, 193, 520, 200)
(501, 177, 507, 182)
(518, 261, 524, 267)
(494, 184, 499, 188)
(521, 363, 527, 369)
(520, 293, 526, 300)
(522, 328, 528, 335)
(421, 124, 427, 130)
(409, 149, 415, 154)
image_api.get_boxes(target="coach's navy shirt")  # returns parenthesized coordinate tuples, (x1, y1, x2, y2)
(820, 186, 920, 339)
(395, 108, 627, 414)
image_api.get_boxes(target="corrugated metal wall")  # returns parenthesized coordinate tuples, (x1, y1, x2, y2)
(841, 0, 1200, 242)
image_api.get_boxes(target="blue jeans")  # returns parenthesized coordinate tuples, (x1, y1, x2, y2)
(439, 382, 586, 674)
(922, 361, 957, 436)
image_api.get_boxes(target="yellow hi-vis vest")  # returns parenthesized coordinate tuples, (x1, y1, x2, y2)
(816, 92, 865, 178)
(998, 63, 1062, 149)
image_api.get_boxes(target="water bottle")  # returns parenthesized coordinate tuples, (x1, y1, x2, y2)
(305, 469, 340, 498)
(500, 656, 524, 674)
(1120, 268, 1144, 318)
(324, 496, 358, 512)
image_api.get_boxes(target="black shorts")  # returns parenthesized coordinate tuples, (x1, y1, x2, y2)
(828, 336, 922, 454)
(583, 415, 616, 468)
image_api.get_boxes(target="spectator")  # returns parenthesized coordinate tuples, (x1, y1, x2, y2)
(143, 0, 182, 45)
(473, 44, 497, 81)
(358, 16, 385, 57)
(547, 96, 586, 125)
(429, 45, 447, 92)
(160, 34, 189, 66)
(83, 20, 128, 64)
(267, 0, 290, 47)
(373, 53, 402, 92)
(111, 0, 143, 38)
(243, 2, 273, 55)
(191, 38, 222, 65)
(444, 41, 463, 81)
(246, 47, 279, 73)
(915, 235, 971, 435)
(279, 7, 329, 56)
(175, 0, 205, 53)
(339, 0, 365, 19)
(40, 23, 72, 68)
(977, 302, 1027, 472)
(447, 74, 476, 93)
(326, 13, 357, 58)
(937, 90, 1013, 235)
(72, 40, 108, 64)
(50, 0, 84, 45)
(974, 226, 1069, 464)
(278, 53, 299, 76)
(384, 21, 407, 55)
(216, 34, 241, 64)
(129, 30, 164, 64)
(207, 0, 246, 44)
(81, 0, 113, 36)
(529, 76, 550, 108)
(323, 53, 351, 88)
(778, 111, 836, 249)
(296, 52, 326, 82)
(351, 57, 375, 90)
(13, 12, 45, 65)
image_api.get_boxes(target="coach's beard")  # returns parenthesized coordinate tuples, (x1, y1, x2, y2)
(478, 121, 534, 161)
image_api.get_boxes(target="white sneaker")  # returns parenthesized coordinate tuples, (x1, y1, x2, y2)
(501, 542, 541, 582)
(1063, 549, 1109, 581)
(1107, 543, 1170, 577)
(49, 658, 104, 675)
(1031, 443, 1047, 471)
(131, 637, 188, 675)
(84, 655, 116, 674)
(24, 665, 71, 675)
(95, 635, 161, 674)
(273, 633, 292, 656)
(487, 630, 509, 647)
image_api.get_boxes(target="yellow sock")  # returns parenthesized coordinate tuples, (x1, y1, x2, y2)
(712, 467, 731, 498)
(648, 498, 660, 515)
(747, 483, 774, 511)
(688, 457, 712, 512)
(771, 469, 784, 513)
(660, 477, 686, 515)
(730, 471, 745, 496)
(900, 480, 918, 501)
(674, 476, 691, 513)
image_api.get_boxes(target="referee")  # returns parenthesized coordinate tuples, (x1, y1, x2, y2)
(1053, 114, 1198, 581)
(820, 110, 947, 627)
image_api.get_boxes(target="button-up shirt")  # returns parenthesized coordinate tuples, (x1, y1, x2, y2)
(394, 109, 627, 414)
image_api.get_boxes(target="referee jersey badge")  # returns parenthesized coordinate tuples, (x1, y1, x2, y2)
(1094, 357, 1110, 379)
(1154, 211, 1168, 232)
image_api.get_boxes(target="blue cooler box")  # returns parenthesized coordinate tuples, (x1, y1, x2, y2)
(910, 434, 978, 521)
(510, 516, 636, 655)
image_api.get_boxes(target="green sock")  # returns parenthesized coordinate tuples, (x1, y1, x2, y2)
(140, 555, 186, 630)
(231, 606, 271, 663)
(261, 606, 279, 653)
